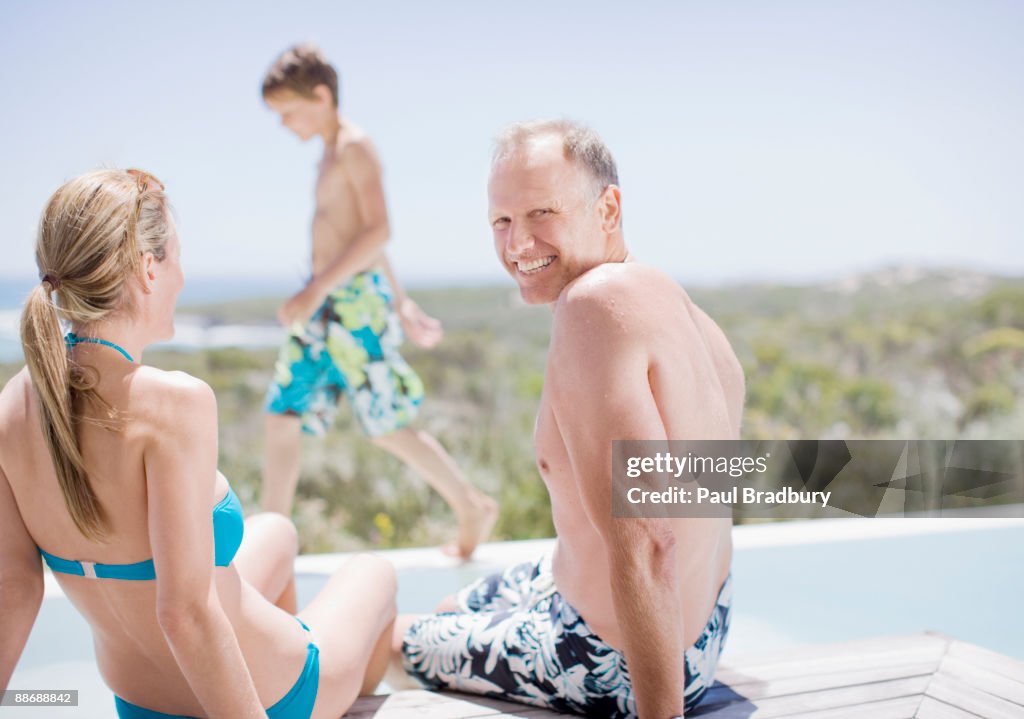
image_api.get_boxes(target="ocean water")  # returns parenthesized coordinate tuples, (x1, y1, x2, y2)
(0, 276, 296, 363)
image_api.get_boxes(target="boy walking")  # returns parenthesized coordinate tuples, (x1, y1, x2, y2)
(260, 44, 496, 558)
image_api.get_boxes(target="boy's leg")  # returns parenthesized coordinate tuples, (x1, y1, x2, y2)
(261, 412, 304, 515)
(261, 301, 336, 516)
(325, 270, 498, 557)
(371, 427, 498, 558)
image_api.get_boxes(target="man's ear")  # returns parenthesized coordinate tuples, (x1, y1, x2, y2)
(598, 185, 622, 234)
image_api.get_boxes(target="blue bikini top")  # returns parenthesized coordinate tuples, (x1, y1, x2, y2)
(38, 487, 245, 580)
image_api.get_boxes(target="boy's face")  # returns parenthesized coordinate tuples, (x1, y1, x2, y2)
(265, 88, 333, 141)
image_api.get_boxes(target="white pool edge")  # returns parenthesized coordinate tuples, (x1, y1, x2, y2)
(41, 514, 1024, 599)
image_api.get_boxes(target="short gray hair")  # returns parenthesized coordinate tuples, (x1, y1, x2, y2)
(492, 119, 619, 199)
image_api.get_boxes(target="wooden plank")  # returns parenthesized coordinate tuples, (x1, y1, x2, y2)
(344, 634, 1024, 719)
(778, 695, 921, 719)
(937, 656, 1024, 708)
(944, 640, 1024, 684)
(715, 635, 948, 686)
(692, 695, 920, 719)
(695, 676, 930, 718)
(697, 661, 937, 712)
(915, 696, 986, 719)
(761, 695, 921, 719)
(924, 673, 1022, 719)
(343, 691, 561, 718)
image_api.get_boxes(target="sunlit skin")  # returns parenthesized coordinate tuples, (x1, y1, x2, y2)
(63, 214, 184, 364)
(488, 134, 626, 305)
(0, 189, 399, 716)
(482, 133, 737, 716)
(264, 86, 338, 144)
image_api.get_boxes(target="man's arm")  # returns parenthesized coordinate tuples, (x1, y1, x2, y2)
(549, 274, 687, 718)
(0, 459, 44, 690)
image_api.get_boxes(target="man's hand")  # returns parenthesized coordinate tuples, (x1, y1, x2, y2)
(277, 284, 326, 327)
(398, 297, 443, 349)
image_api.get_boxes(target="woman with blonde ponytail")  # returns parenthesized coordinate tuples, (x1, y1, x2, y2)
(0, 169, 397, 718)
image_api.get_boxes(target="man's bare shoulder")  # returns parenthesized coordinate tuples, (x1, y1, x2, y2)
(557, 262, 685, 333)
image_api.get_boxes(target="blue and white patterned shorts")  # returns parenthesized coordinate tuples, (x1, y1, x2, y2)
(402, 552, 733, 718)
(264, 270, 423, 437)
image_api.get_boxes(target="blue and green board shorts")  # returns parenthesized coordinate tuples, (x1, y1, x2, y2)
(265, 270, 424, 437)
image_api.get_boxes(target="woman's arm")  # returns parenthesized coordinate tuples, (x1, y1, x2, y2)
(144, 374, 264, 719)
(0, 461, 44, 690)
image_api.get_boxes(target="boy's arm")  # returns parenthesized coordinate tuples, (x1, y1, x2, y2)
(313, 141, 390, 288)
(379, 255, 443, 349)
(279, 140, 390, 326)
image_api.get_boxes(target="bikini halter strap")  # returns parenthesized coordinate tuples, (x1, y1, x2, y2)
(64, 332, 135, 363)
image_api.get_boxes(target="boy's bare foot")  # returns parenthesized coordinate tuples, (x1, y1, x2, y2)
(442, 495, 499, 560)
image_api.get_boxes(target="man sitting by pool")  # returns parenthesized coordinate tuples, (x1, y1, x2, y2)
(390, 120, 745, 718)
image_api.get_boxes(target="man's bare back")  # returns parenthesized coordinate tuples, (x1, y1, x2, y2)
(538, 261, 743, 650)
(394, 120, 741, 716)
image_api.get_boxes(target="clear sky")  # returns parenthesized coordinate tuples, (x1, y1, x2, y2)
(1, 0, 1021, 287)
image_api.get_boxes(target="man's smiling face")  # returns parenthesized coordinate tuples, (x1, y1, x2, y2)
(488, 135, 612, 305)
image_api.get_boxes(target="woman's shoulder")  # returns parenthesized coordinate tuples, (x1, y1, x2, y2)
(127, 367, 216, 428)
(0, 367, 31, 429)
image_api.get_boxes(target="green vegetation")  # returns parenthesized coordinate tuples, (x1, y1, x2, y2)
(3, 272, 1021, 551)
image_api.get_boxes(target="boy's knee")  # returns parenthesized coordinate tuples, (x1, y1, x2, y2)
(369, 425, 415, 449)
(265, 412, 302, 437)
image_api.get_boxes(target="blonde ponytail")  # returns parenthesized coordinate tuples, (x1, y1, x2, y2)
(20, 169, 170, 541)
(21, 282, 106, 539)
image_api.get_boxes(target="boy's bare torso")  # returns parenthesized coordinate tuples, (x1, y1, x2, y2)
(535, 264, 744, 650)
(311, 121, 382, 277)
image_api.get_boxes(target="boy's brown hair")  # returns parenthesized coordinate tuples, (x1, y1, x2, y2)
(262, 43, 339, 107)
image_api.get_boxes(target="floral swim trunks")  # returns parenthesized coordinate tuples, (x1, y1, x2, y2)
(401, 552, 733, 718)
(265, 270, 424, 437)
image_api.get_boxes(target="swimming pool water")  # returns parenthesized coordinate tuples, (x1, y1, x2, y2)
(8, 522, 1024, 718)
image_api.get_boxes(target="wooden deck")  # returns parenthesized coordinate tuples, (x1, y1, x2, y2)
(344, 632, 1024, 718)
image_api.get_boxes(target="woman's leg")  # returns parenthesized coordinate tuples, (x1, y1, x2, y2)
(233, 512, 299, 613)
(298, 553, 397, 718)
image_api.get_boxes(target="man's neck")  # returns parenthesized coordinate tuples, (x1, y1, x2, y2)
(607, 236, 629, 264)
